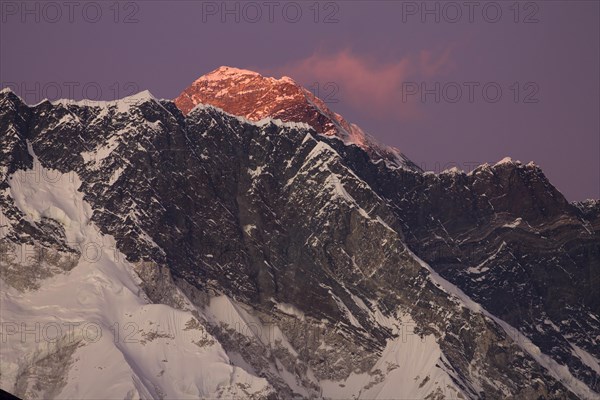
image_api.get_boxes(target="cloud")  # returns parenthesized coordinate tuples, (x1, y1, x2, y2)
(418, 46, 456, 78)
(266, 46, 456, 121)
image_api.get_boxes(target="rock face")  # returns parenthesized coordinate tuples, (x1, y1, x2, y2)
(0, 70, 598, 400)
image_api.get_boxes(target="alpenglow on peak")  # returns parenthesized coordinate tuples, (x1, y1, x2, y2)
(174, 66, 415, 168)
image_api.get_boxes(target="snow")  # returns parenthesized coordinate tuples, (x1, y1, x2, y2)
(254, 117, 312, 132)
(328, 290, 363, 329)
(496, 157, 514, 165)
(503, 218, 523, 228)
(248, 166, 262, 179)
(441, 166, 463, 175)
(466, 242, 505, 274)
(305, 141, 336, 164)
(569, 342, 600, 376)
(350, 293, 372, 316)
(108, 166, 125, 186)
(194, 66, 261, 83)
(375, 216, 395, 233)
(188, 101, 228, 116)
(279, 76, 296, 84)
(274, 302, 306, 321)
(80, 135, 120, 168)
(321, 313, 464, 399)
(53, 113, 81, 126)
(301, 132, 314, 144)
(52, 90, 157, 113)
(194, 67, 297, 89)
(204, 295, 260, 339)
(9, 146, 89, 242)
(243, 224, 256, 235)
(408, 249, 599, 400)
(286, 139, 399, 237)
(187, 101, 313, 133)
(322, 174, 371, 220)
(495, 157, 522, 166)
(1, 154, 272, 399)
(202, 296, 317, 397)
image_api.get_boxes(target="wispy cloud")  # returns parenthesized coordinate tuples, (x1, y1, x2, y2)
(266, 46, 456, 121)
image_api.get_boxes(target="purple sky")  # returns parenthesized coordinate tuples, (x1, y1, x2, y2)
(2, 1, 598, 201)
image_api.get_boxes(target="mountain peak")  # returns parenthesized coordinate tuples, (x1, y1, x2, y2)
(174, 66, 416, 169)
(195, 66, 262, 82)
(176, 66, 309, 118)
(196, 66, 297, 85)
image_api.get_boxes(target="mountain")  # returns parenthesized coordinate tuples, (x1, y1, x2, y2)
(0, 68, 598, 400)
(175, 66, 418, 169)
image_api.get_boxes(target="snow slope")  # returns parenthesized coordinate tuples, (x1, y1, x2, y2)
(0, 152, 273, 399)
(320, 313, 464, 399)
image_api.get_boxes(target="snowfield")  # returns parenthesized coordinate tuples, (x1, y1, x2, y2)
(1, 156, 273, 399)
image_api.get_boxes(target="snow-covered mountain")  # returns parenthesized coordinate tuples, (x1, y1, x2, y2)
(175, 66, 418, 169)
(0, 68, 598, 400)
